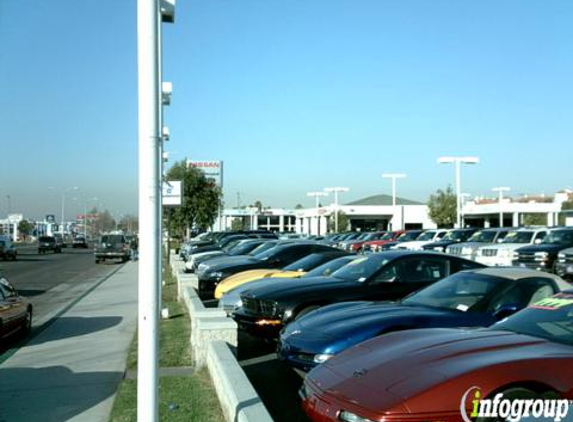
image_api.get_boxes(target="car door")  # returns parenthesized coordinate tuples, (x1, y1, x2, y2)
(0, 278, 25, 334)
(365, 256, 451, 300)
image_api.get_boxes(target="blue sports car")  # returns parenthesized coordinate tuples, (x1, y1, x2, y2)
(278, 267, 566, 372)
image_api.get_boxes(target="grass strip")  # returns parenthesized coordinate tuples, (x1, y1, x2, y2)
(110, 255, 224, 422)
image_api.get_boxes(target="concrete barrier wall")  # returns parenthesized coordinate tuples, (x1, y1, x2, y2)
(208, 341, 274, 422)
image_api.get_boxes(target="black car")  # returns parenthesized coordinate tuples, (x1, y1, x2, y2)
(0, 237, 17, 261)
(422, 228, 478, 252)
(72, 235, 89, 248)
(196, 242, 341, 300)
(512, 227, 573, 273)
(38, 236, 61, 254)
(232, 250, 485, 339)
(94, 234, 130, 264)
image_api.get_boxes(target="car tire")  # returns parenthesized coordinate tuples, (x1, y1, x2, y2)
(22, 308, 32, 335)
(95, 259, 100, 264)
(294, 305, 321, 321)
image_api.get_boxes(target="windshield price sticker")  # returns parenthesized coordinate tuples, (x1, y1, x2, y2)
(531, 294, 573, 310)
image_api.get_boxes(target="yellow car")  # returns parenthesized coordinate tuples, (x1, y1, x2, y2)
(214, 268, 304, 299)
(214, 252, 349, 299)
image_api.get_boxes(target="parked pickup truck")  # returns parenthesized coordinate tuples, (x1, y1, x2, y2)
(94, 234, 130, 264)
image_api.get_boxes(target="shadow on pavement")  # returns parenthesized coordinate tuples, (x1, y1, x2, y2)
(16, 289, 45, 297)
(32, 316, 123, 344)
(238, 332, 310, 422)
(0, 366, 122, 422)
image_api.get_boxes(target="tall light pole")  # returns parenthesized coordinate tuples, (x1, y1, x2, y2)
(307, 191, 329, 236)
(48, 187, 78, 234)
(438, 156, 479, 228)
(6, 195, 11, 216)
(382, 173, 406, 230)
(492, 187, 510, 227)
(324, 187, 349, 233)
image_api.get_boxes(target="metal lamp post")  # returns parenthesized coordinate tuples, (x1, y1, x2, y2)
(307, 191, 328, 236)
(437, 156, 479, 228)
(492, 187, 510, 227)
(382, 173, 406, 230)
(324, 187, 349, 233)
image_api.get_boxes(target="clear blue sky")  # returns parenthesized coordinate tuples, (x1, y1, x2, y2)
(1, 0, 572, 220)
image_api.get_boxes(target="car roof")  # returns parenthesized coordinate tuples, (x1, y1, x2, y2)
(464, 266, 566, 284)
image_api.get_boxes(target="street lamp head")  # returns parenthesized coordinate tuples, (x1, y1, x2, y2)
(438, 156, 479, 165)
(382, 173, 406, 179)
(492, 187, 511, 192)
(324, 187, 349, 193)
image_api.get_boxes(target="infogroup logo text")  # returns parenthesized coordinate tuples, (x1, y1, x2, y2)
(460, 386, 570, 422)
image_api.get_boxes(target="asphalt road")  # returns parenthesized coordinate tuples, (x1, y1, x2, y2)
(0, 244, 126, 355)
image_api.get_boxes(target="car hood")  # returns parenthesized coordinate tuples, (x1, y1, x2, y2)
(314, 328, 565, 406)
(478, 243, 530, 251)
(201, 256, 262, 272)
(517, 244, 570, 254)
(453, 241, 492, 249)
(293, 302, 471, 340)
(424, 240, 458, 248)
(243, 276, 358, 301)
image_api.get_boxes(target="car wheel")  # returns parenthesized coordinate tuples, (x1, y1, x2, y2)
(22, 308, 32, 335)
(294, 305, 321, 321)
(95, 259, 100, 264)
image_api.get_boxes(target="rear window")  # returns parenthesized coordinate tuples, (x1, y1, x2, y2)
(100, 235, 126, 244)
(39, 236, 54, 242)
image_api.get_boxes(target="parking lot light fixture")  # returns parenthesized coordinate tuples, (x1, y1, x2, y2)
(324, 187, 349, 233)
(307, 191, 328, 209)
(492, 187, 510, 227)
(437, 156, 479, 228)
(382, 174, 406, 230)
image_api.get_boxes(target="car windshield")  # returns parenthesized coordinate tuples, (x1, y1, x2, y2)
(253, 244, 289, 261)
(379, 232, 396, 241)
(502, 231, 534, 244)
(229, 241, 261, 256)
(250, 241, 278, 257)
(493, 292, 573, 346)
(402, 272, 507, 311)
(363, 232, 384, 241)
(282, 254, 331, 272)
(100, 235, 125, 244)
(303, 256, 361, 278)
(397, 231, 422, 242)
(331, 255, 390, 282)
(441, 230, 468, 241)
(542, 230, 573, 245)
(416, 231, 437, 241)
(468, 231, 497, 243)
(222, 239, 244, 252)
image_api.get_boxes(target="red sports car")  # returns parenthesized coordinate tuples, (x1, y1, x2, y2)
(301, 291, 573, 422)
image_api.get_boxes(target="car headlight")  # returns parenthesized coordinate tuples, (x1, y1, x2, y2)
(433, 246, 444, 252)
(512, 251, 519, 260)
(534, 251, 549, 261)
(313, 353, 334, 364)
(210, 271, 223, 280)
(558, 253, 566, 259)
(462, 247, 473, 255)
(338, 410, 376, 422)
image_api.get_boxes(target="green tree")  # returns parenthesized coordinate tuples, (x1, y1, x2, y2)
(328, 211, 350, 232)
(18, 220, 33, 236)
(427, 186, 457, 228)
(164, 160, 222, 238)
(231, 218, 245, 231)
(522, 213, 547, 226)
(253, 200, 263, 212)
(559, 200, 573, 225)
(294, 204, 304, 210)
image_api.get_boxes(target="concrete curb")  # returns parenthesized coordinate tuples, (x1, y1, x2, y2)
(170, 254, 273, 422)
(208, 341, 274, 422)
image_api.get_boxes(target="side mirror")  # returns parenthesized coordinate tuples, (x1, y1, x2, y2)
(534, 239, 542, 244)
(493, 303, 521, 320)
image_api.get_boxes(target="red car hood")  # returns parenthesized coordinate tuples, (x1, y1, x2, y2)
(309, 328, 573, 414)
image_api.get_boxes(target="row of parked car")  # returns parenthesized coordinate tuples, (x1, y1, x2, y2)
(326, 226, 573, 280)
(180, 228, 573, 422)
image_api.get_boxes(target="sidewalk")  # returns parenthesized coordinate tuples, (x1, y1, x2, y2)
(0, 262, 138, 422)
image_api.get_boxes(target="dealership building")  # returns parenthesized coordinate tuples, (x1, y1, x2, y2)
(219, 190, 573, 235)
